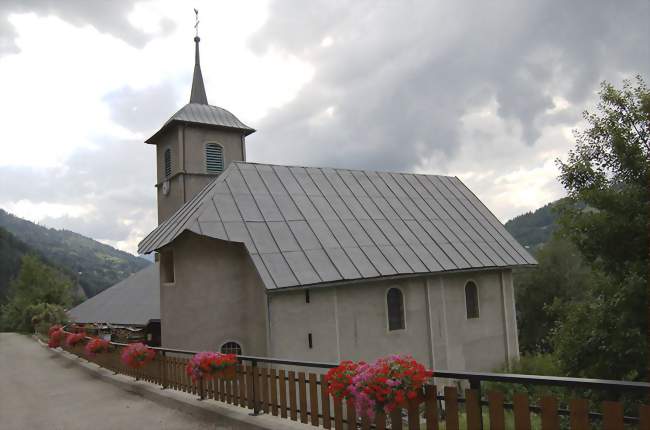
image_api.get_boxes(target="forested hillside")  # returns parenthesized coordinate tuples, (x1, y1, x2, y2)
(0, 227, 32, 301)
(0, 227, 84, 301)
(0, 210, 150, 298)
(504, 200, 562, 250)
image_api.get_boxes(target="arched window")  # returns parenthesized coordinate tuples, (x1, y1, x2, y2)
(465, 281, 479, 319)
(220, 341, 242, 355)
(386, 288, 405, 331)
(205, 143, 224, 174)
(163, 148, 172, 178)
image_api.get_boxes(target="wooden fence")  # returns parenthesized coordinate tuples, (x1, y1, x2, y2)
(59, 340, 650, 430)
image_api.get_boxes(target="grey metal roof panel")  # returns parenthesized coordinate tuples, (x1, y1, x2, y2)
(324, 247, 360, 280)
(137, 162, 536, 290)
(361, 246, 397, 276)
(304, 249, 341, 282)
(146, 103, 255, 143)
(288, 220, 323, 250)
(267, 221, 300, 252)
(223, 221, 257, 252)
(378, 245, 412, 273)
(344, 246, 380, 278)
(283, 251, 321, 285)
(261, 252, 298, 288)
(68, 264, 159, 325)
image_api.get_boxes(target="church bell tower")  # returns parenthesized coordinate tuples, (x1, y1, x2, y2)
(146, 27, 255, 225)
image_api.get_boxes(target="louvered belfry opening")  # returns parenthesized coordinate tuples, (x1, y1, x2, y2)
(205, 143, 224, 174)
(164, 148, 172, 178)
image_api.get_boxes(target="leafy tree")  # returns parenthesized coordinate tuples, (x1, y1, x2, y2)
(0, 255, 72, 332)
(28, 302, 69, 335)
(553, 76, 649, 381)
(557, 76, 648, 276)
(514, 236, 592, 353)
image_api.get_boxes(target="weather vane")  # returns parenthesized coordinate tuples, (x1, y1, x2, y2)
(194, 8, 200, 38)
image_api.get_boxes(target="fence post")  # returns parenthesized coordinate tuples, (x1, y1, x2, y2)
(161, 350, 167, 389)
(469, 377, 483, 430)
(250, 359, 259, 416)
(199, 375, 205, 400)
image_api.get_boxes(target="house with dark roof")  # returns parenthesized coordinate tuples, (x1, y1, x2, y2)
(137, 33, 536, 371)
(67, 263, 161, 345)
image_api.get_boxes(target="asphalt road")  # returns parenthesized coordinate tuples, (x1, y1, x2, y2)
(0, 333, 267, 430)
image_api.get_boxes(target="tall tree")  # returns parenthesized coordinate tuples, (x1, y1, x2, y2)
(553, 76, 649, 380)
(0, 255, 72, 332)
(514, 236, 592, 354)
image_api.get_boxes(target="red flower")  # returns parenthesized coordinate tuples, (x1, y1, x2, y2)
(65, 332, 86, 347)
(85, 337, 110, 356)
(121, 343, 156, 369)
(186, 352, 238, 383)
(325, 361, 364, 401)
(48, 327, 65, 348)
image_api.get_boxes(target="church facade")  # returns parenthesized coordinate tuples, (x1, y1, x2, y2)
(138, 35, 536, 372)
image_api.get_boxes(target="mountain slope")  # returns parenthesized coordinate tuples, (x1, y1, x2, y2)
(0, 227, 32, 301)
(504, 200, 562, 250)
(0, 226, 85, 302)
(0, 210, 151, 298)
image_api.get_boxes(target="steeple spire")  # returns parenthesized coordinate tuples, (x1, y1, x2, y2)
(190, 9, 208, 104)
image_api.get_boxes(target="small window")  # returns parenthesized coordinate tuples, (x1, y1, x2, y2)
(164, 148, 172, 178)
(220, 341, 242, 355)
(205, 143, 224, 174)
(305, 289, 310, 303)
(386, 288, 405, 331)
(160, 249, 174, 284)
(308, 333, 313, 349)
(465, 281, 479, 319)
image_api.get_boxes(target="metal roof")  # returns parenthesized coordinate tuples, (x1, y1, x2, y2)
(67, 264, 159, 325)
(146, 103, 255, 143)
(138, 162, 537, 290)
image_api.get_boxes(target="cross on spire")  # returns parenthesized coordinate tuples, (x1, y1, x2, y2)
(194, 8, 200, 38)
(190, 8, 208, 105)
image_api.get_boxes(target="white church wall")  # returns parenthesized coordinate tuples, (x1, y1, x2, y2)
(432, 270, 517, 372)
(268, 269, 519, 372)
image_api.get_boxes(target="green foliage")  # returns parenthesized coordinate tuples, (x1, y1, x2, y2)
(0, 209, 150, 297)
(514, 236, 593, 353)
(552, 76, 649, 381)
(0, 255, 73, 332)
(498, 353, 563, 376)
(0, 227, 32, 302)
(551, 269, 646, 381)
(27, 302, 69, 336)
(556, 76, 648, 277)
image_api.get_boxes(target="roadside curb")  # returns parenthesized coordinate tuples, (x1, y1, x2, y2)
(36, 337, 310, 430)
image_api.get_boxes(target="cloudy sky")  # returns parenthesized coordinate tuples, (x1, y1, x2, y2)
(0, 0, 647, 255)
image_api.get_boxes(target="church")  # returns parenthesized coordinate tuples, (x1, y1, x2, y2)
(132, 33, 535, 372)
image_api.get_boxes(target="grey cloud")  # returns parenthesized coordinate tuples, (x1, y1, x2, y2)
(0, 0, 174, 55)
(247, 0, 649, 172)
(104, 82, 182, 134)
(0, 138, 156, 243)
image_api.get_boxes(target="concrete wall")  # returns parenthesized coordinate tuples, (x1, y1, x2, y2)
(153, 124, 246, 223)
(268, 269, 519, 372)
(159, 232, 267, 355)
